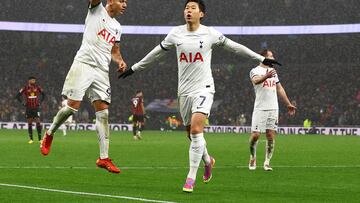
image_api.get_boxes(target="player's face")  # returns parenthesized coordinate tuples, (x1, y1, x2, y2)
(28, 79, 36, 85)
(112, 0, 127, 15)
(266, 51, 275, 60)
(184, 2, 204, 24)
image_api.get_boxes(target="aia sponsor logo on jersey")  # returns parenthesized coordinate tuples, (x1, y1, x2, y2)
(97, 28, 116, 45)
(179, 52, 204, 63)
(263, 79, 276, 88)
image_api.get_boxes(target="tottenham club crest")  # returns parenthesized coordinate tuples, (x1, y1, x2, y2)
(200, 41, 204, 49)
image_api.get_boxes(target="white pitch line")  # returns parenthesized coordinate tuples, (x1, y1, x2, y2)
(0, 183, 177, 203)
(0, 165, 360, 170)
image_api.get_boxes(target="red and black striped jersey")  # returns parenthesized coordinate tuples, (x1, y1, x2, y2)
(19, 85, 44, 109)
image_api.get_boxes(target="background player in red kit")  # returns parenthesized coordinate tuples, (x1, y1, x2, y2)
(16, 76, 45, 144)
(131, 90, 146, 140)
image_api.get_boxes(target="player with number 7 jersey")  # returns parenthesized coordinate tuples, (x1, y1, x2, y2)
(119, 0, 282, 193)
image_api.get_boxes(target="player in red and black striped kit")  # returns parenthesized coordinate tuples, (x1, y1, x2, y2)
(16, 76, 45, 144)
(131, 90, 146, 140)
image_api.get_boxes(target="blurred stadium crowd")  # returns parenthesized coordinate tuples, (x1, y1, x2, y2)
(0, 0, 359, 128)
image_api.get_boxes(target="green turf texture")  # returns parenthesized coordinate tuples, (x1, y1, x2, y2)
(0, 129, 359, 203)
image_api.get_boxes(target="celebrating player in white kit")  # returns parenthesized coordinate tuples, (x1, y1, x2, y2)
(119, 0, 281, 192)
(248, 49, 296, 171)
(41, 0, 128, 174)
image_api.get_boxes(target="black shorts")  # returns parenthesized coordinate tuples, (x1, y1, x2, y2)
(26, 108, 41, 119)
(133, 114, 144, 123)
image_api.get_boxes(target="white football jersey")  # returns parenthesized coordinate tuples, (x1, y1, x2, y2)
(250, 66, 280, 110)
(132, 24, 265, 96)
(160, 25, 226, 96)
(74, 3, 121, 72)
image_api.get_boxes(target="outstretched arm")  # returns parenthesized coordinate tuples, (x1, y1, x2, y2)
(118, 45, 167, 79)
(223, 39, 265, 62)
(119, 28, 176, 79)
(132, 45, 167, 71)
(112, 43, 127, 73)
(277, 83, 296, 116)
(222, 39, 282, 66)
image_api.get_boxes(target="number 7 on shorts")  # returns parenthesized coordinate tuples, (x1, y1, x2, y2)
(199, 96, 206, 106)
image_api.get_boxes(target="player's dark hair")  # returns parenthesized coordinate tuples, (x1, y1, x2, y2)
(136, 90, 142, 94)
(260, 49, 271, 57)
(185, 0, 206, 13)
(28, 76, 36, 80)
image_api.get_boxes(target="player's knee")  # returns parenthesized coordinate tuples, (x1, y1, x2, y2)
(251, 132, 260, 140)
(265, 130, 275, 139)
(190, 125, 203, 134)
(67, 99, 81, 110)
(93, 100, 109, 112)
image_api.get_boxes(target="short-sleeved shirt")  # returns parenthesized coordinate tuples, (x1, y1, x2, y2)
(19, 85, 44, 109)
(74, 3, 121, 72)
(250, 66, 280, 110)
(131, 96, 144, 115)
(160, 25, 227, 96)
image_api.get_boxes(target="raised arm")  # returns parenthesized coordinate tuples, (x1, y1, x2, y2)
(112, 43, 127, 73)
(276, 83, 296, 116)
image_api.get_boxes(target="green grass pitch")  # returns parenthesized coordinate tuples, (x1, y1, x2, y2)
(0, 129, 359, 203)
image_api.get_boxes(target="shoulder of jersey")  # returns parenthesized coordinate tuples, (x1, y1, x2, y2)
(252, 66, 262, 71)
(172, 25, 186, 33)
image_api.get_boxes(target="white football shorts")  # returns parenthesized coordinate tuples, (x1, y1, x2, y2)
(62, 60, 111, 104)
(179, 91, 214, 126)
(251, 109, 278, 133)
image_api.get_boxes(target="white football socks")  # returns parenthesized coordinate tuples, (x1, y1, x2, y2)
(96, 109, 110, 159)
(48, 106, 77, 135)
(187, 133, 206, 180)
(265, 139, 275, 164)
(202, 145, 211, 165)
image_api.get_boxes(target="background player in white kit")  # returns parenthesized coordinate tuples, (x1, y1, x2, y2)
(41, 0, 128, 174)
(119, 0, 281, 192)
(249, 49, 296, 171)
(59, 96, 74, 136)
